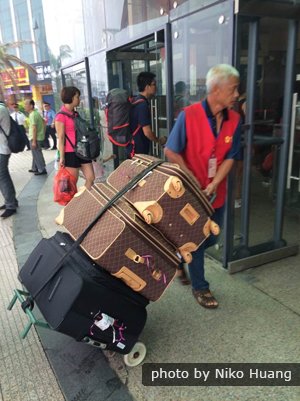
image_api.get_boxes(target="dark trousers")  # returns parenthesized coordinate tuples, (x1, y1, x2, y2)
(0, 153, 17, 209)
(44, 126, 57, 149)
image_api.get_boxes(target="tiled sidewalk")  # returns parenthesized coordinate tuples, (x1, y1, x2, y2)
(0, 151, 65, 401)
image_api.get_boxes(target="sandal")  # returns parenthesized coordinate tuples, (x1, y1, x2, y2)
(192, 289, 219, 309)
(176, 268, 190, 286)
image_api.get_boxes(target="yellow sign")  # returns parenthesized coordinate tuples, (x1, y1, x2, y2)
(0, 66, 30, 87)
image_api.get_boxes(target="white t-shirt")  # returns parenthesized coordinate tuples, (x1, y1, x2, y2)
(11, 110, 26, 126)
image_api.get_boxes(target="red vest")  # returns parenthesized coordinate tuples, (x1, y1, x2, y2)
(183, 102, 240, 208)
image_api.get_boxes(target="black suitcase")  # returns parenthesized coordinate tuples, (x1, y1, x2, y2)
(18, 231, 148, 354)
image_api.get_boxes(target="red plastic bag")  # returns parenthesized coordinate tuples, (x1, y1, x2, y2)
(53, 167, 77, 205)
(262, 152, 273, 172)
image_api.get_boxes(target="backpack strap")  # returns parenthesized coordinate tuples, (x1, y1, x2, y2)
(128, 96, 147, 158)
(56, 111, 76, 149)
(0, 125, 8, 138)
(56, 110, 77, 119)
(129, 95, 146, 138)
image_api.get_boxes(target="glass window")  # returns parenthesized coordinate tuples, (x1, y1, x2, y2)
(14, 0, 34, 62)
(105, 0, 168, 48)
(172, 1, 233, 111)
(62, 62, 90, 120)
(42, 0, 85, 66)
(0, 0, 15, 45)
(89, 52, 113, 159)
(82, 0, 107, 52)
(170, 0, 222, 20)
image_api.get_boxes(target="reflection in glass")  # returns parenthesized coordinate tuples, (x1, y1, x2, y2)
(172, 2, 233, 111)
(104, 0, 168, 46)
(89, 52, 113, 159)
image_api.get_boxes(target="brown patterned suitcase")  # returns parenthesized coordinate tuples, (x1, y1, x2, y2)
(106, 154, 219, 263)
(57, 185, 180, 302)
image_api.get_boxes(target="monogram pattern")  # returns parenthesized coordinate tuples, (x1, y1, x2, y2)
(62, 187, 179, 302)
(106, 155, 214, 251)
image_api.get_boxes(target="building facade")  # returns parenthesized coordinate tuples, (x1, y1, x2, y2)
(50, 0, 300, 271)
(0, 0, 54, 108)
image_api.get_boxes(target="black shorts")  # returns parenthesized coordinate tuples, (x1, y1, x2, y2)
(64, 152, 92, 168)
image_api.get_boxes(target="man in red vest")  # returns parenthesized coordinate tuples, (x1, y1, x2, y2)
(164, 64, 241, 309)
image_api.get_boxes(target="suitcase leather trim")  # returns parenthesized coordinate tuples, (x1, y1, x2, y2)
(179, 203, 200, 226)
(112, 266, 146, 292)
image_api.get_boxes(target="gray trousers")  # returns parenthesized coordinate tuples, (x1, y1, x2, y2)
(0, 153, 17, 209)
(31, 140, 46, 172)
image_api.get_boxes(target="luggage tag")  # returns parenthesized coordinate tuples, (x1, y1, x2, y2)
(94, 313, 115, 331)
(208, 157, 217, 178)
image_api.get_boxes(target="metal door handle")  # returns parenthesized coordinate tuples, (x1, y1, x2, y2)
(287, 93, 298, 189)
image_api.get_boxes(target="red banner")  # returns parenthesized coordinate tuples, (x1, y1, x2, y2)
(0, 67, 30, 87)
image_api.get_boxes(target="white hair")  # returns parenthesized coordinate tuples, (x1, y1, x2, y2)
(206, 64, 240, 94)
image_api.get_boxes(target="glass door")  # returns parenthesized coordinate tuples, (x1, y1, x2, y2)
(149, 30, 167, 159)
(106, 29, 167, 164)
(171, 1, 234, 265)
(226, 15, 299, 271)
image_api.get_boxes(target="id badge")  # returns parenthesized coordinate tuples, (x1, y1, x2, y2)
(208, 157, 217, 178)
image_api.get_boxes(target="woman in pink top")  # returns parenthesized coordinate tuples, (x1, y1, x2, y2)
(55, 86, 95, 189)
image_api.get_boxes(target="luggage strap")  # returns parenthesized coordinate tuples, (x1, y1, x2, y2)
(31, 159, 164, 299)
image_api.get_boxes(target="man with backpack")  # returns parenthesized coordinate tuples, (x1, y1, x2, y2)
(126, 72, 166, 158)
(0, 99, 18, 218)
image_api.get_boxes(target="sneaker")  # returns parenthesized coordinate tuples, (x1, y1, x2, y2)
(1, 209, 16, 218)
(0, 204, 6, 210)
(28, 169, 37, 173)
(34, 170, 47, 176)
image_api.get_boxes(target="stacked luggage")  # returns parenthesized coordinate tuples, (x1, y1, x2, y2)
(13, 154, 218, 365)
(18, 231, 148, 355)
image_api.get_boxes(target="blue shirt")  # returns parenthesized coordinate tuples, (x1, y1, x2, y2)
(166, 99, 242, 160)
(43, 108, 56, 126)
(127, 95, 151, 156)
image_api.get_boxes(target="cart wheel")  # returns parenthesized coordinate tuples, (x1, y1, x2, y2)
(123, 342, 147, 367)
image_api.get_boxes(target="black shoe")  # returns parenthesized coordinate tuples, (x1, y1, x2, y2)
(1, 209, 16, 218)
(28, 169, 37, 173)
(0, 204, 6, 210)
(34, 170, 47, 176)
(52, 147, 57, 150)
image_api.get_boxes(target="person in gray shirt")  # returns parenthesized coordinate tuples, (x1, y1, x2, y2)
(0, 99, 18, 218)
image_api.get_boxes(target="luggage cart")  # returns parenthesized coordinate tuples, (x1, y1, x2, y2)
(8, 288, 147, 367)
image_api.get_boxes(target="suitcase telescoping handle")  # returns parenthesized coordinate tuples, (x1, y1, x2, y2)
(31, 160, 164, 300)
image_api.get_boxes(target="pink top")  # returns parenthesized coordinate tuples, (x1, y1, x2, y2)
(55, 105, 76, 153)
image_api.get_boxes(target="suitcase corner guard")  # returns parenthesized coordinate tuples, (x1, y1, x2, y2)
(178, 242, 198, 263)
(133, 201, 163, 224)
(164, 176, 185, 199)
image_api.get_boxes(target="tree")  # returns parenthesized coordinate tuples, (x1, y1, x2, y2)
(48, 44, 72, 109)
(0, 40, 36, 100)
